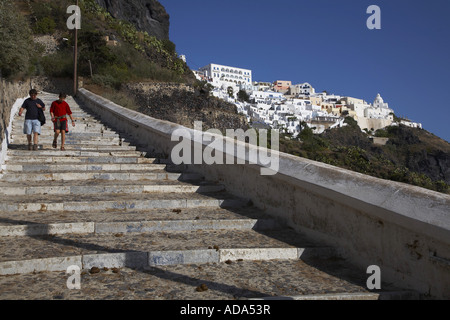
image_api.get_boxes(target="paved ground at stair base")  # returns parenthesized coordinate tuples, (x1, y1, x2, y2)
(0, 258, 388, 300)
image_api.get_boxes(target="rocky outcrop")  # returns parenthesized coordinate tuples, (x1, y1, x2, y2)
(407, 150, 450, 185)
(123, 82, 249, 132)
(95, 0, 170, 40)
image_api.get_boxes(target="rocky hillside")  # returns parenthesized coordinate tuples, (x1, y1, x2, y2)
(280, 118, 450, 193)
(86, 82, 249, 132)
(125, 83, 248, 131)
(95, 0, 170, 40)
(3, 0, 192, 84)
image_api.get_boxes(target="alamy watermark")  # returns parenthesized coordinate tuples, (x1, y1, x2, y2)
(66, 265, 81, 290)
(171, 122, 280, 176)
(367, 5, 381, 30)
(366, 265, 381, 289)
(66, 5, 81, 30)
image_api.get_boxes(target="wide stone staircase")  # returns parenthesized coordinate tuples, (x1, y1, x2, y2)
(0, 92, 417, 300)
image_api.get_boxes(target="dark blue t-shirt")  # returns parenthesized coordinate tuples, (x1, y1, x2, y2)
(21, 98, 45, 120)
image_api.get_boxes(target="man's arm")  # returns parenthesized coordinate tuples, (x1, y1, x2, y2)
(18, 100, 27, 116)
(50, 102, 55, 121)
(66, 103, 75, 126)
(68, 111, 76, 127)
(69, 114, 75, 127)
(36, 99, 45, 111)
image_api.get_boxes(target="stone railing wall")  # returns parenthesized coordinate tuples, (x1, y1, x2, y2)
(77, 88, 450, 299)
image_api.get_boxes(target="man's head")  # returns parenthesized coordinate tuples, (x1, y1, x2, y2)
(29, 89, 38, 99)
(59, 93, 67, 102)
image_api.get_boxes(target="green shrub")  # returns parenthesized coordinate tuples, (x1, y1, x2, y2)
(39, 51, 73, 78)
(91, 74, 121, 89)
(435, 181, 449, 193)
(0, 0, 33, 78)
(344, 116, 359, 129)
(32, 17, 56, 34)
(374, 128, 389, 137)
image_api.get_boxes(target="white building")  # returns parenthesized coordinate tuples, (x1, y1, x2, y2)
(252, 81, 273, 92)
(290, 82, 316, 97)
(400, 120, 423, 129)
(364, 94, 394, 119)
(250, 90, 284, 104)
(198, 63, 253, 90)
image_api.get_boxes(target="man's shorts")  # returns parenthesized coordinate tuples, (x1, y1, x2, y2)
(23, 119, 41, 135)
(54, 119, 68, 133)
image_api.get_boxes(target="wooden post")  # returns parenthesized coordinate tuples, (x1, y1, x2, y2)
(73, 0, 79, 96)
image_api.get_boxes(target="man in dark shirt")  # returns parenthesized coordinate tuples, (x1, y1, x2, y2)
(18, 89, 46, 150)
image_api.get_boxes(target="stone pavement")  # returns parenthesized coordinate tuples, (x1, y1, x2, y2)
(0, 92, 418, 300)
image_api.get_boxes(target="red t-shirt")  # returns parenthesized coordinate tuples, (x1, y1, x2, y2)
(50, 100, 72, 118)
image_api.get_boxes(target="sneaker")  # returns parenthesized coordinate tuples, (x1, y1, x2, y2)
(33, 144, 38, 151)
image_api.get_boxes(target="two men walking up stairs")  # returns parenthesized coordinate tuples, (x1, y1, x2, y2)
(18, 90, 75, 151)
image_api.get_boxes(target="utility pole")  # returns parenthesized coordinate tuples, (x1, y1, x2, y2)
(73, 0, 79, 96)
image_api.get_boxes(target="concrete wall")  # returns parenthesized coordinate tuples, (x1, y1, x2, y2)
(357, 117, 393, 131)
(77, 88, 450, 299)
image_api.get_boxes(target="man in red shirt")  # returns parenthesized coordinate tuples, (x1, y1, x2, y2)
(50, 93, 75, 151)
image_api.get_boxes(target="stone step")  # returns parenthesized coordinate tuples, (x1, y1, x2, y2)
(11, 128, 114, 135)
(0, 179, 225, 195)
(12, 134, 124, 140)
(3, 162, 166, 172)
(11, 141, 127, 149)
(13, 113, 92, 119)
(6, 144, 137, 151)
(0, 217, 277, 237)
(0, 226, 322, 267)
(12, 124, 110, 132)
(0, 170, 201, 182)
(0, 206, 270, 227)
(0, 260, 417, 300)
(4, 156, 156, 164)
(249, 291, 420, 300)
(13, 132, 120, 138)
(13, 119, 105, 125)
(6, 149, 146, 157)
(0, 192, 245, 212)
(12, 137, 123, 144)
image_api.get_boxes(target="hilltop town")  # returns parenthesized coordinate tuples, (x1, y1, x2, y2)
(194, 63, 422, 137)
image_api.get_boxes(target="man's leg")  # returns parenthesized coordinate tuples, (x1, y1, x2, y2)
(33, 132, 39, 145)
(61, 130, 66, 149)
(33, 132, 39, 150)
(27, 134, 32, 150)
(54, 130, 60, 148)
(31, 120, 41, 150)
(24, 120, 32, 150)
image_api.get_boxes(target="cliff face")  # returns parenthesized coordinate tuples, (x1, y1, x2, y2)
(95, 0, 170, 40)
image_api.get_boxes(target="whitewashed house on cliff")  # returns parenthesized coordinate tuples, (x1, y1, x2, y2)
(199, 63, 253, 91)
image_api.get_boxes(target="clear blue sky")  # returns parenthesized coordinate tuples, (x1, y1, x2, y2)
(160, 0, 450, 142)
